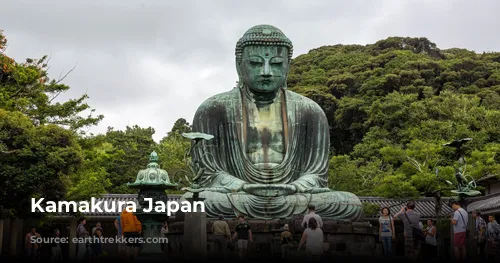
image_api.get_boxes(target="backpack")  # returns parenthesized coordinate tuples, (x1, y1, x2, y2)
(404, 212, 425, 241)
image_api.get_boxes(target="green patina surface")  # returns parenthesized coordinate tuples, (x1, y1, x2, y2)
(442, 138, 481, 200)
(128, 151, 178, 188)
(181, 24, 363, 221)
(127, 151, 178, 254)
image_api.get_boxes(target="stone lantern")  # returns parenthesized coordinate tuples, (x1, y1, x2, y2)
(127, 151, 178, 254)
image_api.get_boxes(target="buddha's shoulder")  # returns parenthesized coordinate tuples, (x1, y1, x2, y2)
(195, 88, 240, 110)
(284, 90, 324, 112)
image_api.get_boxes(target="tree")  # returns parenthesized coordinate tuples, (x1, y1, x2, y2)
(0, 30, 103, 217)
(0, 30, 103, 134)
(166, 118, 192, 137)
(102, 125, 157, 193)
(156, 119, 192, 193)
(65, 136, 113, 201)
(0, 109, 84, 218)
(289, 36, 500, 197)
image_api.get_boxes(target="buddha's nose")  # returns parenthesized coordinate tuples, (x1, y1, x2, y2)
(261, 62, 272, 77)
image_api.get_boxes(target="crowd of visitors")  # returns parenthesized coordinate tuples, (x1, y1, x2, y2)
(20, 201, 500, 261)
(372, 200, 500, 261)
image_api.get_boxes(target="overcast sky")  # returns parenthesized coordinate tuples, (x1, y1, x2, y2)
(1, 0, 498, 142)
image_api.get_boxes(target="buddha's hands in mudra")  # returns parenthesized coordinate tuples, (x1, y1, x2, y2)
(182, 186, 238, 193)
(241, 184, 297, 197)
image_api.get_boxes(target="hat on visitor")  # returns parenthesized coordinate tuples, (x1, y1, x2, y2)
(283, 224, 289, 231)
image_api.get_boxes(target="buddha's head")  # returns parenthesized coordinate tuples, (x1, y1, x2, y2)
(235, 25, 293, 94)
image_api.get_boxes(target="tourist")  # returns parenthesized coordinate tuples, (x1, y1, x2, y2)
(25, 225, 41, 260)
(211, 215, 231, 257)
(92, 222, 102, 236)
(487, 215, 500, 258)
(280, 224, 293, 259)
(424, 219, 437, 259)
(378, 207, 395, 257)
(301, 205, 323, 229)
(76, 217, 88, 261)
(297, 217, 324, 261)
(121, 207, 142, 260)
(161, 221, 169, 253)
(114, 214, 125, 256)
(472, 210, 487, 260)
(90, 227, 103, 261)
(51, 229, 62, 261)
(393, 201, 422, 261)
(451, 201, 468, 261)
(232, 215, 253, 260)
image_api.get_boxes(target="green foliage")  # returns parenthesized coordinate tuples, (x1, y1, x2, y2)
(0, 109, 84, 218)
(167, 118, 192, 137)
(155, 118, 194, 193)
(157, 134, 190, 184)
(290, 36, 500, 197)
(0, 30, 102, 217)
(361, 202, 381, 217)
(0, 37, 103, 133)
(65, 139, 114, 201)
(98, 125, 157, 194)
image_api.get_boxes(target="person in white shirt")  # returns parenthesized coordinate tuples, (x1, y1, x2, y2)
(451, 201, 468, 261)
(297, 217, 324, 260)
(424, 219, 437, 258)
(301, 205, 323, 229)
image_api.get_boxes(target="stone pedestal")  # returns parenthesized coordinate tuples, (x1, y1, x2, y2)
(182, 210, 207, 260)
(126, 150, 179, 258)
(167, 217, 378, 259)
(135, 213, 169, 254)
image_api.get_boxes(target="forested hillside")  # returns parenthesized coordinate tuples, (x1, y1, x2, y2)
(1, 29, 499, 218)
(288, 37, 500, 198)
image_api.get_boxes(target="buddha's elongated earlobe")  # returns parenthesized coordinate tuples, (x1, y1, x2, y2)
(235, 58, 244, 89)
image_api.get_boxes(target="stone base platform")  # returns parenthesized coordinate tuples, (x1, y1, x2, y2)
(166, 216, 381, 258)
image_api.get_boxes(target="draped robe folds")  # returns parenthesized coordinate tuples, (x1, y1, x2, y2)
(181, 87, 363, 221)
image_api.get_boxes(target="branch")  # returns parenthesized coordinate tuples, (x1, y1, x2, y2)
(423, 154, 429, 169)
(45, 53, 53, 72)
(55, 63, 77, 84)
(0, 149, 17, 154)
(406, 156, 422, 172)
(48, 91, 62, 103)
(8, 83, 35, 100)
(48, 64, 78, 103)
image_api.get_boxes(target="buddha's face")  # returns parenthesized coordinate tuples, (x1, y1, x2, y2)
(239, 45, 289, 93)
